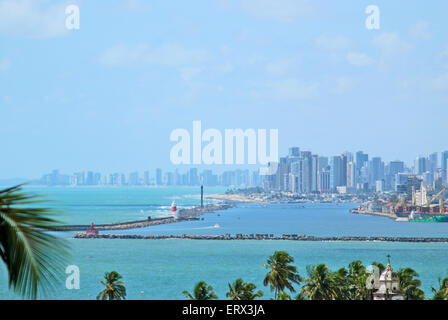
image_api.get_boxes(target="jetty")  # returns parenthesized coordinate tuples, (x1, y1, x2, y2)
(74, 233, 448, 243)
(350, 208, 397, 220)
(55, 203, 233, 231)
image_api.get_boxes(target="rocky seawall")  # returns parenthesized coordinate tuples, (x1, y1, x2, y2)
(56, 203, 233, 231)
(74, 233, 448, 242)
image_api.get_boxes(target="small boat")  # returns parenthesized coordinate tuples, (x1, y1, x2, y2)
(214, 224, 220, 228)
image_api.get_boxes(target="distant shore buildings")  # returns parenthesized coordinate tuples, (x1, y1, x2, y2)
(36, 168, 263, 188)
(31, 149, 448, 194)
(263, 148, 448, 195)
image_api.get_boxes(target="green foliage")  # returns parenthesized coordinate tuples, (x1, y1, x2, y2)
(397, 267, 425, 300)
(226, 278, 263, 300)
(300, 264, 342, 300)
(183, 281, 218, 300)
(432, 277, 448, 300)
(0, 185, 69, 299)
(263, 251, 301, 300)
(96, 271, 127, 300)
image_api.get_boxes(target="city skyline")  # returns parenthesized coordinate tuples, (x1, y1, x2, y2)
(2, 1, 448, 178)
(9, 148, 448, 192)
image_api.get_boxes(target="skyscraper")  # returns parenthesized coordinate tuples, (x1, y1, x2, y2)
(156, 168, 163, 185)
(442, 151, 448, 184)
(330, 156, 344, 191)
(289, 147, 300, 157)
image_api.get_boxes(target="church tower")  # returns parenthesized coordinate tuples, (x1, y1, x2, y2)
(373, 255, 404, 300)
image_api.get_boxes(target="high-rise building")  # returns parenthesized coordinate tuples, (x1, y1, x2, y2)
(355, 151, 368, 171)
(347, 161, 356, 189)
(129, 172, 139, 185)
(330, 156, 344, 191)
(429, 153, 438, 174)
(289, 147, 300, 157)
(442, 151, 448, 184)
(156, 168, 162, 185)
(414, 157, 427, 175)
(143, 171, 150, 185)
(319, 168, 330, 193)
(311, 154, 319, 192)
(318, 156, 328, 171)
(370, 157, 383, 187)
(188, 168, 199, 185)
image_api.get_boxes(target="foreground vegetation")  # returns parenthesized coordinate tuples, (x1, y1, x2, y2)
(183, 250, 448, 300)
(0, 185, 69, 299)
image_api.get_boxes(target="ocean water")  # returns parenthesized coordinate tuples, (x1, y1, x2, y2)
(1, 187, 448, 300)
(21, 186, 226, 225)
(1, 240, 448, 300)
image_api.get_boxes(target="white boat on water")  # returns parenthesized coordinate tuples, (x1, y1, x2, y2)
(214, 224, 220, 228)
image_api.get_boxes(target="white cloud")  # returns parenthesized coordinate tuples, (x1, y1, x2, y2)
(241, 0, 313, 23)
(0, 0, 69, 38)
(346, 52, 373, 67)
(261, 78, 319, 100)
(372, 32, 412, 56)
(100, 44, 208, 67)
(314, 35, 351, 51)
(409, 20, 431, 39)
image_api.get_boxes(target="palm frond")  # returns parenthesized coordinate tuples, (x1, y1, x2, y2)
(0, 185, 69, 299)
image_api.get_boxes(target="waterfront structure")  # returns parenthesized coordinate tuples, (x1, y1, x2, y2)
(443, 151, 448, 183)
(373, 256, 404, 300)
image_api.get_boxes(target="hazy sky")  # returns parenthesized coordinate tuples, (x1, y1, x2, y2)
(1, 0, 448, 178)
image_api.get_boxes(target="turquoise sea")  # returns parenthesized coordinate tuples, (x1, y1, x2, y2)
(1, 187, 448, 300)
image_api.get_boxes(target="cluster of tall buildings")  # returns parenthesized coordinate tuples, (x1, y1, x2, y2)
(37, 168, 262, 188)
(263, 148, 448, 194)
(35, 150, 448, 193)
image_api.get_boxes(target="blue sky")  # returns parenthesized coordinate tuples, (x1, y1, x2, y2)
(1, 0, 448, 178)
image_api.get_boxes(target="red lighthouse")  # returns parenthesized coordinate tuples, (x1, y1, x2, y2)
(171, 201, 177, 212)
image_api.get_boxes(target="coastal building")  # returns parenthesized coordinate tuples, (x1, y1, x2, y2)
(156, 168, 163, 185)
(443, 151, 448, 184)
(289, 147, 300, 157)
(414, 156, 428, 176)
(319, 168, 330, 193)
(330, 155, 346, 191)
(373, 257, 404, 300)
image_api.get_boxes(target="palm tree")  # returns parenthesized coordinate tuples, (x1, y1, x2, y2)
(263, 251, 301, 300)
(301, 264, 340, 300)
(346, 260, 369, 300)
(96, 271, 127, 300)
(371, 261, 385, 274)
(226, 278, 263, 300)
(278, 291, 291, 300)
(432, 277, 448, 300)
(397, 267, 424, 300)
(0, 185, 69, 299)
(183, 281, 218, 300)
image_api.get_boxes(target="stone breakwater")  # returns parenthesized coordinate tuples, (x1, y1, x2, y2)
(74, 233, 448, 242)
(55, 203, 233, 231)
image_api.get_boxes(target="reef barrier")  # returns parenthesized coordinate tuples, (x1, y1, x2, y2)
(74, 233, 448, 243)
